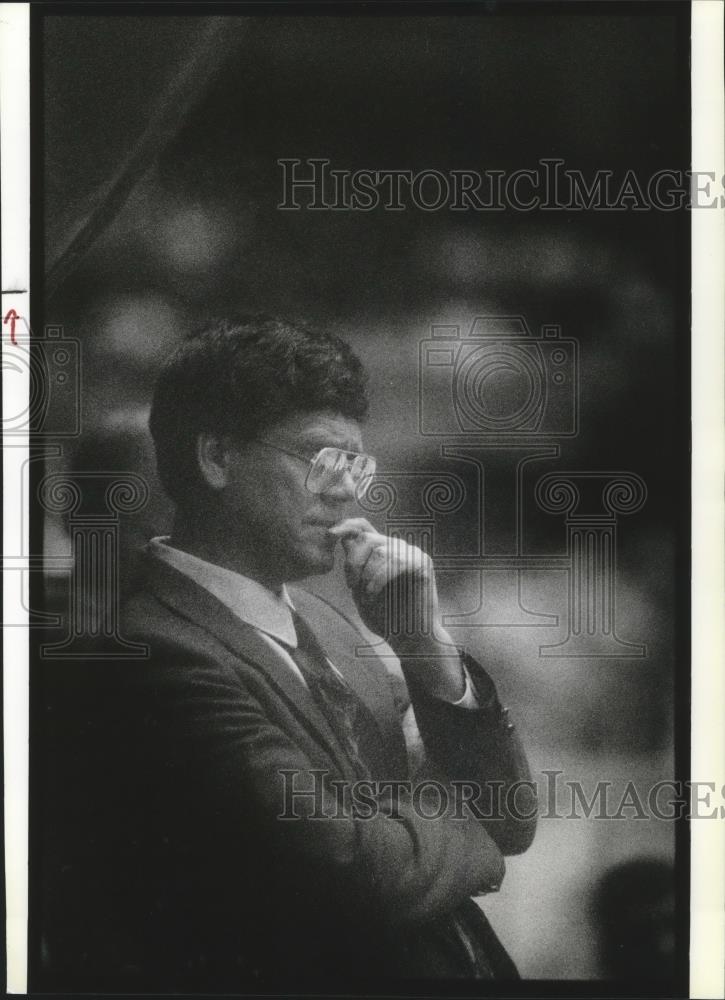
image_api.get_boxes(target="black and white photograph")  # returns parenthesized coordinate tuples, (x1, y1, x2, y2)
(1, 2, 722, 996)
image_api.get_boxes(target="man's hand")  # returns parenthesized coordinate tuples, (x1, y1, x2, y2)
(328, 517, 440, 640)
(328, 518, 466, 701)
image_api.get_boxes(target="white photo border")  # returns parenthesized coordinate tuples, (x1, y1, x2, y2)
(1, 3, 723, 995)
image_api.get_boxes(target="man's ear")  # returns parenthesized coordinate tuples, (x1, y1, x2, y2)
(195, 432, 237, 491)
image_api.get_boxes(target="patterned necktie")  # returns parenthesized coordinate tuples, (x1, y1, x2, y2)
(284, 610, 372, 780)
(285, 615, 502, 980)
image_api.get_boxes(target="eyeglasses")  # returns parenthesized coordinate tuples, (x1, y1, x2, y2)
(253, 440, 377, 497)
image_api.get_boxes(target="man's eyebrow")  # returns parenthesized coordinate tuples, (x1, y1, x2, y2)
(297, 432, 333, 447)
(299, 433, 359, 451)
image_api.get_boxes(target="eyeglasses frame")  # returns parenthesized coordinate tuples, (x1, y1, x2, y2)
(252, 438, 377, 496)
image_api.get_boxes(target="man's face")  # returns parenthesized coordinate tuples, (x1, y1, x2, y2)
(220, 410, 366, 582)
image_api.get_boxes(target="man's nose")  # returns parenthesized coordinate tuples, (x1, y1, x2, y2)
(323, 469, 358, 502)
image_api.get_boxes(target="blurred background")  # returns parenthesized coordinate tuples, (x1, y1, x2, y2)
(37, 7, 688, 982)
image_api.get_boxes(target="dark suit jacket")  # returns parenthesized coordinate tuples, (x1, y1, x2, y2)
(37, 548, 536, 992)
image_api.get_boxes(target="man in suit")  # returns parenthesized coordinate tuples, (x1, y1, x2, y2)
(40, 315, 536, 992)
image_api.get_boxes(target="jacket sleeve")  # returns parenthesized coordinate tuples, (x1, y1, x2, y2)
(291, 588, 536, 858)
(401, 651, 538, 856)
(127, 646, 506, 931)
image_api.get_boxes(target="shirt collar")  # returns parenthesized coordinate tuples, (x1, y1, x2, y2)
(148, 536, 298, 648)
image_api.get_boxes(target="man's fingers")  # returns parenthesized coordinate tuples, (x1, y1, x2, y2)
(332, 521, 432, 599)
(359, 541, 417, 595)
(330, 519, 387, 587)
(360, 548, 392, 596)
(344, 555, 365, 591)
(348, 542, 396, 595)
(328, 517, 377, 541)
(362, 563, 395, 597)
(340, 536, 368, 586)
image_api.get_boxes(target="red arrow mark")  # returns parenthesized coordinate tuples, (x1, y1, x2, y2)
(3, 308, 19, 345)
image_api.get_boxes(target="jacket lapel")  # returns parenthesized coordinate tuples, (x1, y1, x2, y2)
(141, 550, 360, 780)
(289, 587, 409, 775)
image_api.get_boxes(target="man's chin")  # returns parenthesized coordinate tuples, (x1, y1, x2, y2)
(306, 548, 337, 576)
(286, 543, 337, 581)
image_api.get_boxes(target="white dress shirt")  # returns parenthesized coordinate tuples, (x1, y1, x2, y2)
(148, 537, 479, 718)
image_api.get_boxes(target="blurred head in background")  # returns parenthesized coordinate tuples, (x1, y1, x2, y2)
(149, 315, 371, 587)
(591, 856, 676, 981)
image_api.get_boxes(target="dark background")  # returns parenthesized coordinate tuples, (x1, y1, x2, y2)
(32, 3, 690, 987)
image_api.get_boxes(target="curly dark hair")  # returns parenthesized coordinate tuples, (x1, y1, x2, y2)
(149, 315, 369, 503)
